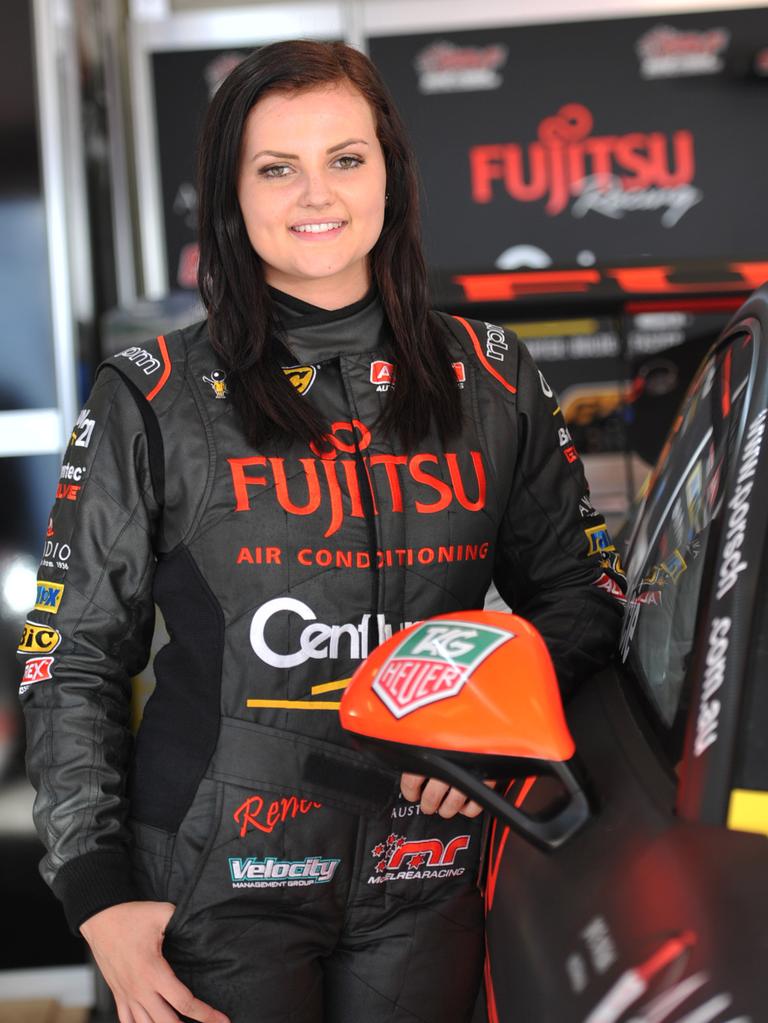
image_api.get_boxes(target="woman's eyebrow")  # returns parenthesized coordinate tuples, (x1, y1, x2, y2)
(327, 138, 369, 153)
(252, 138, 370, 161)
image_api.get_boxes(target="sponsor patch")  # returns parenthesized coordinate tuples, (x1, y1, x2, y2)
(70, 408, 95, 449)
(229, 418, 487, 539)
(283, 365, 317, 395)
(484, 322, 508, 362)
(368, 832, 471, 884)
(233, 794, 323, 837)
(116, 346, 161, 374)
(372, 619, 512, 719)
(202, 369, 228, 399)
(563, 444, 579, 464)
(56, 483, 80, 502)
(18, 622, 61, 655)
(579, 495, 598, 519)
(60, 462, 86, 482)
(19, 656, 54, 694)
(599, 550, 626, 578)
(595, 572, 626, 603)
(228, 855, 339, 888)
(34, 581, 64, 614)
(585, 524, 616, 557)
(370, 360, 395, 390)
(236, 543, 491, 569)
(250, 596, 414, 669)
(41, 539, 72, 573)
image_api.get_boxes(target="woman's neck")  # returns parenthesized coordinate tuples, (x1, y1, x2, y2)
(263, 266, 371, 311)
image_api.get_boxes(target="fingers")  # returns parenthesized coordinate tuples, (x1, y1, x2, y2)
(400, 772, 426, 801)
(158, 968, 231, 1023)
(418, 778, 498, 818)
(115, 1001, 136, 1023)
(131, 1002, 164, 1023)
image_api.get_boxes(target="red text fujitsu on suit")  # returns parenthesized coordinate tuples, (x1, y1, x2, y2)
(19, 291, 624, 1022)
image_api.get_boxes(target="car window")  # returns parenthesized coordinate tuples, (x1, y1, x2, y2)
(619, 332, 754, 754)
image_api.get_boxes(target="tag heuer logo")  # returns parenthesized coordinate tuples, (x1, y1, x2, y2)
(372, 621, 512, 718)
(283, 365, 317, 395)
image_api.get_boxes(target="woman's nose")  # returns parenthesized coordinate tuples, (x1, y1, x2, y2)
(300, 168, 334, 208)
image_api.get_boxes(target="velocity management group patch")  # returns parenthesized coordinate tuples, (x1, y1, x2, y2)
(372, 620, 512, 719)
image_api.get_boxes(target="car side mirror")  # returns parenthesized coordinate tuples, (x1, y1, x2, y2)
(340, 610, 595, 850)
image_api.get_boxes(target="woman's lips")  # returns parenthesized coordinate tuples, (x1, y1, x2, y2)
(290, 221, 346, 235)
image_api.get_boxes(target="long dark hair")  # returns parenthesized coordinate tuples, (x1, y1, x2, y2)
(197, 39, 461, 449)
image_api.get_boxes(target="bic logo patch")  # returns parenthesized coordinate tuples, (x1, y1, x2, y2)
(18, 622, 61, 655)
(372, 620, 511, 718)
(34, 581, 64, 614)
(283, 365, 317, 395)
(585, 523, 616, 557)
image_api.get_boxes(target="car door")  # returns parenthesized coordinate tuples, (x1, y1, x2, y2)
(484, 287, 768, 1023)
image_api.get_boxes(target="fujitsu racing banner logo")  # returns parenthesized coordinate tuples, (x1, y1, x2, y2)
(469, 102, 701, 228)
(368, 832, 471, 884)
(228, 419, 487, 538)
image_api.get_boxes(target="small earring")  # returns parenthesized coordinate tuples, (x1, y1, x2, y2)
(385, 193, 390, 204)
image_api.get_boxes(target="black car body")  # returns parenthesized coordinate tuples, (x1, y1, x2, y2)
(483, 284, 768, 1022)
(342, 284, 768, 1023)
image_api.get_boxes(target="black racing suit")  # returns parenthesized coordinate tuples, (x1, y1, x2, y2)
(19, 290, 625, 1022)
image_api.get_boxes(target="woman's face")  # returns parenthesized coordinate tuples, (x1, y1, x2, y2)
(237, 81, 387, 309)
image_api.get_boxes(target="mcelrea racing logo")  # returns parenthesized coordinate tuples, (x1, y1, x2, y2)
(372, 620, 512, 718)
(229, 855, 339, 888)
(369, 832, 471, 884)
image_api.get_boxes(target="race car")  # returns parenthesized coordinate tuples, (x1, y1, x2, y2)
(341, 283, 768, 1023)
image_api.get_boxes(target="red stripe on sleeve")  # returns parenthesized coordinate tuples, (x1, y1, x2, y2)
(147, 335, 171, 402)
(451, 316, 517, 394)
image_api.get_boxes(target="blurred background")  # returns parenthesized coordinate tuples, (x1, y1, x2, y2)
(1, 0, 767, 1016)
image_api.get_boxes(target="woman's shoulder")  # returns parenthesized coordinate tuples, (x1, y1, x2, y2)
(432, 309, 520, 398)
(97, 318, 215, 415)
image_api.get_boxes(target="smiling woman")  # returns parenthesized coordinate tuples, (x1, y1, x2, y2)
(20, 37, 626, 1023)
(236, 83, 387, 307)
(196, 40, 463, 453)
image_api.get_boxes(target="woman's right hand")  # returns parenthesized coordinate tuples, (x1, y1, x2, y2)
(80, 901, 231, 1023)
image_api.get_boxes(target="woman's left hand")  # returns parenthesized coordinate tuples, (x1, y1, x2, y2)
(400, 773, 492, 819)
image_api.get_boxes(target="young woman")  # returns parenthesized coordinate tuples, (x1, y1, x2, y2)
(20, 40, 624, 1023)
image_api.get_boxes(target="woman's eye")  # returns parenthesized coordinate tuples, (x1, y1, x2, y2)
(259, 164, 292, 178)
(334, 155, 363, 170)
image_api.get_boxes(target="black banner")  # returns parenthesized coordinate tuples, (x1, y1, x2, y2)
(368, 7, 768, 275)
(152, 47, 253, 290)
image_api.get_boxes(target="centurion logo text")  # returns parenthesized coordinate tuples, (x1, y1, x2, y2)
(469, 102, 701, 228)
(228, 855, 339, 888)
(228, 419, 486, 539)
(250, 596, 415, 669)
(372, 620, 512, 718)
